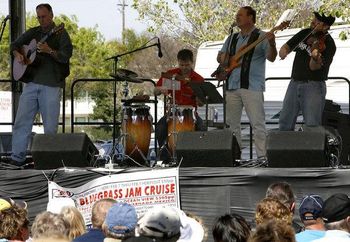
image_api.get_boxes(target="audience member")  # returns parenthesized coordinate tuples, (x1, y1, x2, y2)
(212, 213, 251, 242)
(31, 211, 70, 241)
(248, 220, 295, 242)
(266, 181, 303, 232)
(0, 197, 27, 211)
(102, 202, 138, 242)
(255, 197, 293, 225)
(60, 206, 86, 240)
(0, 206, 30, 242)
(313, 193, 350, 242)
(295, 194, 325, 242)
(73, 198, 116, 242)
(47, 197, 76, 214)
(177, 210, 205, 242)
(136, 206, 181, 242)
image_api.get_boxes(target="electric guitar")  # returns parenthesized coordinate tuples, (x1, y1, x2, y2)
(211, 21, 290, 80)
(13, 23, 64, 81)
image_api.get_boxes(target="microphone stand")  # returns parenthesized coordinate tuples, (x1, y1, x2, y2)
(105, 41, 160, 164)
(0, 17, 9, 43)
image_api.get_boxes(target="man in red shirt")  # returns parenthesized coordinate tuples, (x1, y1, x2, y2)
(154, 49, 205, 161)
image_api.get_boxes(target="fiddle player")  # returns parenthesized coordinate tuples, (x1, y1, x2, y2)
(154, 49, 205, 161)
(216, 6, 277, 159)
(279, 12, 336, 131)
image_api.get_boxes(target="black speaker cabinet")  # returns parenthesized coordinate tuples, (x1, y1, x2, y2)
(267, 130, 327, 168)
(323, 111, 350, 165)
(176, 129, 240, 167)
(32, 133, 98, 169)
(0, 132, 35, 159)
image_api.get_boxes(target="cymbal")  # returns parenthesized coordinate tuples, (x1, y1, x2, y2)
(116, 68, 138, 78)
(109, 74, 144, 83)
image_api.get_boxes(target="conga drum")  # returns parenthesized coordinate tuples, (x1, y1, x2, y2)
(122, 105, 152, 163)
(167, 105, 195, 154)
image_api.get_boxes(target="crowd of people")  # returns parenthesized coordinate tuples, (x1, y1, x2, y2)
(1, 181, 350, 242)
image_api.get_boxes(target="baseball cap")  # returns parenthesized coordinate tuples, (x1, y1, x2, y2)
(137, 206, 181, 238)
(177, 210, 204, 242)
(0, 196, 27, 211)
(46, 198, 76, 214)
(322, 193, 350, 223)
(314, 12, 336, 26)
(105, 202, 138, 235)
(299, 194, 324, 221)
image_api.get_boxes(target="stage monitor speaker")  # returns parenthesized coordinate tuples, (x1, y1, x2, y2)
(32, 133, 98, 170)
(267, 130, 327, 168)
(176, 130, 240, 167)
(0, 132, 35, 156)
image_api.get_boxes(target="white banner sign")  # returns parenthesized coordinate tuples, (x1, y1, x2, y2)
(48, 168, 180, 225)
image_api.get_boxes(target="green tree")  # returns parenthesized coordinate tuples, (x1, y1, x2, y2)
(132, 0, 350, 47)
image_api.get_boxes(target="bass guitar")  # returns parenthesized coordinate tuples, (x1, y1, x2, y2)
(211, 21, 290, 80)
(13, 23, 64, 81)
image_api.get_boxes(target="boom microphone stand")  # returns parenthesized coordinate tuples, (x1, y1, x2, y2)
(105, 40, 160, 164)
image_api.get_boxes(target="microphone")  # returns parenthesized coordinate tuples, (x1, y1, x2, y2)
(229, 22, 236, 31)
(157, 38, 163, 58)
(4, 15, 11, 21)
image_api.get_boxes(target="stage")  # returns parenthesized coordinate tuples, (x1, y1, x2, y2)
(1, 166, 350, 242)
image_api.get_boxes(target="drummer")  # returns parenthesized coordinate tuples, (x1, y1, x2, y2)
(154, 49, 206, 158)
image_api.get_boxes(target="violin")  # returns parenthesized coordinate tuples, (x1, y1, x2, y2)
(307, 32, 327, 65)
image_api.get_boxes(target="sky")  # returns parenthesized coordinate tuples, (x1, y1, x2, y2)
(0, 0, 148, 40)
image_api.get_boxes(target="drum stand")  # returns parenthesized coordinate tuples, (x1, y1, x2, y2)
(116, 81, 149, 167)
(158, 75, 178, 164)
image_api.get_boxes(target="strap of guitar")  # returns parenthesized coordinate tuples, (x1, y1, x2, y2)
(240, 28, 260, 89)
(224, 33, 239, 90)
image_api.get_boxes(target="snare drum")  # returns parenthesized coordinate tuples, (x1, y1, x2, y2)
(122, 105, 152, 162)
(167, 106, 196, 153)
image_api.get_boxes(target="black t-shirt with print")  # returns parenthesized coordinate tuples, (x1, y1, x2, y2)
(286, 28, 336, 81)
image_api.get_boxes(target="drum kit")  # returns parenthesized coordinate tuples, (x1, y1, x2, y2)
(108, 70, 200, 167)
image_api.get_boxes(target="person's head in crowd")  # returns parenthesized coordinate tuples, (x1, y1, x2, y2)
(46, 197, 76, 214)
(91, 198, 117, 229)
(255, 197, 293, 225)
(212, 213, 251, 242)
(102, 202, 138, 240)
(60, 206, 86, 240)
(321, 193, 350, 231)
(178, 210, 205, 242)
(31, 211, 70, 241)
(299, 194, 325, 230)
(0, 205, 30, 241)
(248, 220, 295, 242)
(266, 182, 296, 213)
(136, 206, 181, 242)
(0, 197, 27, 211)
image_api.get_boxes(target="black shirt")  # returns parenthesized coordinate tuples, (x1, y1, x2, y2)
(286, 28, 336, 81)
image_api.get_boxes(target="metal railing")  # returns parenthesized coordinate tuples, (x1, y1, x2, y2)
(1, 76, 349, 160)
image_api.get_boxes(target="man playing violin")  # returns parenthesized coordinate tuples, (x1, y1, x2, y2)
(279, 12, 336, 131)
(10, 3, 72, 167)
(216, 6, 277, 159)
(154, 49, 205, 161)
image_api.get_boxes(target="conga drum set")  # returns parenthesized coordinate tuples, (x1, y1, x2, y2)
(111, 69, 154, 166)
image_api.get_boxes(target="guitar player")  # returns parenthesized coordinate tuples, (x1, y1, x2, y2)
(10, 3, 73, 167)
(216, 6, 277, 160)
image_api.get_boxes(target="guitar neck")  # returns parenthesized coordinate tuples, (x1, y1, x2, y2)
(236, 34, 267, 59)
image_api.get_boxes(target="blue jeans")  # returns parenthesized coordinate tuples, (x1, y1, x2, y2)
(11, 83, 61, 163)
(279, 80, 326, 131)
